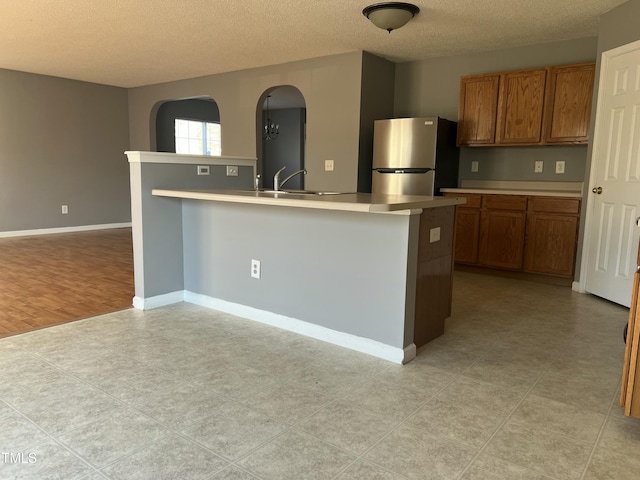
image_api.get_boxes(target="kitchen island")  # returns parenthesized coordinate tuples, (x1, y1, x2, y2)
(128, 152, 464, 364)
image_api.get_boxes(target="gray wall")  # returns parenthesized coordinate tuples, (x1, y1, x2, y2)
(0, 69, 130, 233)
(262, 108, 306, 190)
(358, 52, 396, 193)
(182, 200, 413, 348)
(394, 37, 598, 185)
(128, 52, 364, 194)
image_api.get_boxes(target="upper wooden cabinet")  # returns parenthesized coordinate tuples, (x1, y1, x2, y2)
(543, 63, 595, 144)
(496, 69, 547, 144)
(457, 62, 595, 147)
(457, 74, 500, 145)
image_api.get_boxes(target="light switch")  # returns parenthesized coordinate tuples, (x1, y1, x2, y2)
(197, 165, 210, 176)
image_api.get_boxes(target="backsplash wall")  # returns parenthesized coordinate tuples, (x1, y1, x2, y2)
(458, 145, 587, 184)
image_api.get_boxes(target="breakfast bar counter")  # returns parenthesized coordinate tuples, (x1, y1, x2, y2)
(129, 152, 464, 365)
(151, 188, 465, 213)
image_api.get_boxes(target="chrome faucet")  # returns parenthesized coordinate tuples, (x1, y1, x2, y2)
(255, 174, 261, 191)
(273, 166, 307, 191)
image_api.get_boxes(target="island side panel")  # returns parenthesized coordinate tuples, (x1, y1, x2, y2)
(414, 205, 456, 347)
(181, 200, 415, 349)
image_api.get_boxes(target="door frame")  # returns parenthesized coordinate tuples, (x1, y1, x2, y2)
(578, 38, 640, 301)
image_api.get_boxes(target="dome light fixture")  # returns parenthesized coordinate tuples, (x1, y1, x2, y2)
(362, 2, 420, 33)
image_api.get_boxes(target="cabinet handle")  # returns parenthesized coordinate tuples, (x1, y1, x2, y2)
(591, 186, 603, 194)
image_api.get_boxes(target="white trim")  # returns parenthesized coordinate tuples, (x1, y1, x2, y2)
(125, 150, 256, 167)
(132, 291, 184, 310)
(572, 281, 585, 293)
(184, 291, 412, 365)
(0, 222, 132, 238)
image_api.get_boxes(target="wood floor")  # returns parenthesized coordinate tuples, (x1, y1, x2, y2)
(0, 228, 134, 338)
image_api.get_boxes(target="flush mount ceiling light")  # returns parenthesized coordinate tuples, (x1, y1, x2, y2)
(362, 2, 420, 33)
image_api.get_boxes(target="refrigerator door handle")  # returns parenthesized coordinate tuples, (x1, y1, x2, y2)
(374, 168, 434, 174)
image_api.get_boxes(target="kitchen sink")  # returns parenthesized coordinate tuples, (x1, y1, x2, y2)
(243, 188, 350, 196)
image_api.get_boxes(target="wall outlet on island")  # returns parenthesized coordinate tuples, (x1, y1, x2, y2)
(325, 160, 334, 172)
(61, 205, 68, 214)
(251, 259, 261, 279)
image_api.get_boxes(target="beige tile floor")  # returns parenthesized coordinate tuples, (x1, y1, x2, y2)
(0, 270, 639, 479)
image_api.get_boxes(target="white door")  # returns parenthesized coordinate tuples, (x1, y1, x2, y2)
(583, 40, 640, 308)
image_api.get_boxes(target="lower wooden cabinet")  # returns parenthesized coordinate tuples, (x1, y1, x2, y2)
(453, 208, 480, 264)
(444, 192, 581, 278)
(479, 209, 526, 270)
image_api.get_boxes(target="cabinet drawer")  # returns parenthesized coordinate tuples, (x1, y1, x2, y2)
(482, 195, 527, 211)
(528, 196, 580, 215)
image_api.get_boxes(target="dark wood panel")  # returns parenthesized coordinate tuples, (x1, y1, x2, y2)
(414, 206, 455, 348)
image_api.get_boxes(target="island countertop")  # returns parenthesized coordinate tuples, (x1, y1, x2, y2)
(152, 188, 466, 213)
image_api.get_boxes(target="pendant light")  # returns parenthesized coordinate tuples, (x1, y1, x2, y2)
(264, 95, 279, 141)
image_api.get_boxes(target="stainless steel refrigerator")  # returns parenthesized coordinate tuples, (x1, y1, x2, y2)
(371, 117, 459, 196)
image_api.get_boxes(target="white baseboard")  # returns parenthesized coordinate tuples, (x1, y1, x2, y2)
(0, 222, 132, 238)
(132, 291, 184, 310)
(184, 291, 412, 365)
(572, 281, 585, 293)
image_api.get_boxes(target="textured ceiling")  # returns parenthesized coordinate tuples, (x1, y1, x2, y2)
(0, 0, 626, 88)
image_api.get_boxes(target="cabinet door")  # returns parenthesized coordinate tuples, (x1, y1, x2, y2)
(543, 63, 595, 144)
(457, 74, 500, 146)
(524, 213, 579, 277)
(478, 210, 526, 270)
(496, 69, 547, 144)
(454, 208, 481, 264)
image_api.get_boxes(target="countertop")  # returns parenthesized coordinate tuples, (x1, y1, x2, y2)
(152, 188, 466, 213)
(441, 180, 583, 198)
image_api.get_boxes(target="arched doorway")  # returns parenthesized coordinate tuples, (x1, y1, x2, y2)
(154, 97, 221, 155)
(257, 86, 306, 189)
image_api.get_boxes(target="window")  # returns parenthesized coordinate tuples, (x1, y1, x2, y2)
(175, 119, 221, 156)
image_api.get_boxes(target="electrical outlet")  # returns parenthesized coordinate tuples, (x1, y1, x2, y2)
(61, 205, 68, 214)
(555, 161, 565, 174)
(471, 161, 479, 172)
(251, 259, 261, 279)
(325, 160, 334, 172)
(197, 165, 210, 176)
(429, 227, 441, 243)
(534, 161, 544, 173)
(226, 165, 238, 177)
